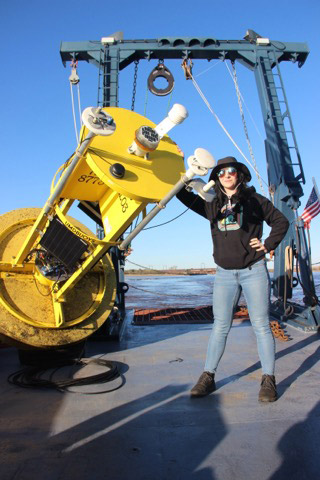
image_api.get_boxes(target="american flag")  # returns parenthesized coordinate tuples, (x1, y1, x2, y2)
(301, 187, 320, 228)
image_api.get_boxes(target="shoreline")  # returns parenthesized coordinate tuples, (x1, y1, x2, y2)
(125, 268, 320, 276)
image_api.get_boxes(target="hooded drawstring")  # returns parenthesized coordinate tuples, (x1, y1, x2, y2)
(217, 182, 242, 237)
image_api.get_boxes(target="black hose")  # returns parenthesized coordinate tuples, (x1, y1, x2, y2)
(7, 358, 124, 394)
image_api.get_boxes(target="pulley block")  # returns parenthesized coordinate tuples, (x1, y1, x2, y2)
(181, 59, 193, 80)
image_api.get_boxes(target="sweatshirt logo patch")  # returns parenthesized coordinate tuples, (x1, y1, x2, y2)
(218, 204, 243, 231)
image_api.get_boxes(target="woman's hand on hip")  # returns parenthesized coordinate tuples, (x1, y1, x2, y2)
(249, 237, 268, 253)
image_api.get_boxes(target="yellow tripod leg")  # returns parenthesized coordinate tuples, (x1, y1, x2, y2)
(54, 192, 147, 300)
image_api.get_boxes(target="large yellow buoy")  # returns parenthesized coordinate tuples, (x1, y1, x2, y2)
(0, 106, 187, 348)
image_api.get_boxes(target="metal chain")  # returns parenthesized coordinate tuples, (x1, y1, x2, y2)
(131, 60, 139, 111)
(231, 61, 266, 196)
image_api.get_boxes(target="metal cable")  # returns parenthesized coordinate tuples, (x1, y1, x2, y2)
(141, 206, 190, 230)
(70, 82, 79, 144)
(189, 72, 269, 188)
(131, 60, 139, 111)
(224, 62, 264, 140)
(230, 61, 266, 195)
(77, 83, 83, 127)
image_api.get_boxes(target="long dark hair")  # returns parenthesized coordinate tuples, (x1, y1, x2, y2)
(214, 171, 252, 209)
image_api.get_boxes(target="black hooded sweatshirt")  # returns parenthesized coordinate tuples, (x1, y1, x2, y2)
(176, 186, 289, 270)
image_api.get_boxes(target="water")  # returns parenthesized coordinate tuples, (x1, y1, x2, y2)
(125, 272, 320, 309)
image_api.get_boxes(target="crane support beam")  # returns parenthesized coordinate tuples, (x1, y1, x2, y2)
(60, 38, 309, 68)
(60, 37, 309, 109)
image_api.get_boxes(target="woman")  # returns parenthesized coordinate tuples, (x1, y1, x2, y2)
(176, 156, 289, 402)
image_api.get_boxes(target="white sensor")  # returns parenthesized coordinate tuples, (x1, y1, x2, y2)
(186, 148, 215, 177)
(154, 104, 188, 139)
(82, 107, 116, 136)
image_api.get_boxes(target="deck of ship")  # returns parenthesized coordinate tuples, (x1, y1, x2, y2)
(0, 313, 319, 480)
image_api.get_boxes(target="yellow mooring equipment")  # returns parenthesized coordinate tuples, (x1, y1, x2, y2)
(0, 105, 215, 349)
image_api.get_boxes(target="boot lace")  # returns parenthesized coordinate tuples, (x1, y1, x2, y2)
(261, 375, 275, 391)
(198, 372, 213, 386)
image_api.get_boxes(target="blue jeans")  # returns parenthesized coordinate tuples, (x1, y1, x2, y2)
(204, 259, 275, 375)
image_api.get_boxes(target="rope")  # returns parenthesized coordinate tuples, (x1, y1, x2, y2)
(69, 59, 82, 144)
(166, 89, 173, 114)
(189, 72, 269, 189)
(285, 246, 293, 282)
(195, 60, 221, 78)
(144, 86, 149, 116)
(126, 259, 163, 272)
(229, 62, 266, 196)
(77, 83, 83, 127)
(125, 260, 213, 298)
(70, 82, 79, 144)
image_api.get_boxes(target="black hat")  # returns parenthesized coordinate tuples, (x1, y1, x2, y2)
(210, 156, 251, 182)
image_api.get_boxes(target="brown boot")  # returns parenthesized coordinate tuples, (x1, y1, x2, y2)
(190, 372, 215, 397)
(258, 374, 277, 402)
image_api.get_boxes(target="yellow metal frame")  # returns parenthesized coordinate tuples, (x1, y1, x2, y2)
(0, 218, 38, 274)
(0, 107, 185, 332)
(0, 214, 108, 328)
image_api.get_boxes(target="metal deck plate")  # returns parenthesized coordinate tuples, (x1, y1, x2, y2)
(0, 315, 319, 479)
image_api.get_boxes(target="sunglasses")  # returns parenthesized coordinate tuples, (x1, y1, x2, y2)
(217, 167, 238, 178)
